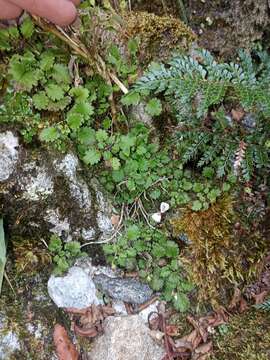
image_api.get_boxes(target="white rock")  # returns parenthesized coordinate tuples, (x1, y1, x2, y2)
(0, 131, 19, 182)
(45, 209, 71, 240)
(21, 164, 54, 201)
(88, 315, 165, 360)
(48, 266, 101, 309)
(0, 331, 20, 358)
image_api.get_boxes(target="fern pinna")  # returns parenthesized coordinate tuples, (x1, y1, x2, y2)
(132, 49, 270, 180)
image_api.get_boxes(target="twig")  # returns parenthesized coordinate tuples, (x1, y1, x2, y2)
(138, 199, 155, 229)
(31, 15, 128, 94)
(4, 272, 15, 294)
(80, 225, 123, 247)
(176, 0, 189, 24)
(161, 0, 168, 14)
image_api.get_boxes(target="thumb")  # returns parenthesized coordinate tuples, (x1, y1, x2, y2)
(8, 0, 79, 26)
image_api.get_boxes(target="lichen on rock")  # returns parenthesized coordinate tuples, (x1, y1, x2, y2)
(0, 130, 113, 244)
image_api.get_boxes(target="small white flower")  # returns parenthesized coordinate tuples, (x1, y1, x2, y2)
(160, 202, 170, 214)
(151, 212, 162, 223)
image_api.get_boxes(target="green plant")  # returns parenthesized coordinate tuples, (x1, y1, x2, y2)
(127, 49, 270, 180)
(48, 235, 86, 275)
(104, 223, 193, 311)
(255, 298, 270, 311)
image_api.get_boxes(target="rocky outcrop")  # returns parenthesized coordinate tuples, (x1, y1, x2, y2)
(0, 130, 113, 243)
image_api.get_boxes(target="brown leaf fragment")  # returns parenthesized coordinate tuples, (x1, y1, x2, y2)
(53, 324, 79, 360)
(228, 287, 242, 310)
(192, 341, 212, 360)
(111, 214, 120, 226)
(74, 323, 99, 338)
(64, 307, 90, 315)
(187, 316, 208, 343)
(231, 109, 245, 122)
(239, 297, 249, 313)
(173, 339, 193, 352)
(253, 290, 268, 305)
(181, 330, 202, 350)
(102, 305, 116, 317)
(166, 324, 180, 337)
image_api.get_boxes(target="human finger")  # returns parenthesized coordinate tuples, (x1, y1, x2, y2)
(8, 0, 78, 26)
(0, 0, 22, 20)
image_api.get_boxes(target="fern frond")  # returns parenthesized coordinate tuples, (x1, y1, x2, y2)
(255, 298, 270, 311)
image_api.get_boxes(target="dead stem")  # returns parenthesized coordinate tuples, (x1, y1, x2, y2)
(31, 15, 128, 94)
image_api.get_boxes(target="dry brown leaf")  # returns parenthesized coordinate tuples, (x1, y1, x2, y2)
(181, 329, 202, 350)
(195, 341, 213, 354)
(111, 214, 120, 226)
(253, 290, 268, 305)
(53, 324, 79, 360)
(187, 316, 208, 343)
(192, 341, 213, 360)
(173, 339, 193, 352)
(228, 287, 242, 310)
(74, 323, 98, 338)
(231, 109, 245, 122)
(239, 297, 249, 313)
(166, 324, 180, 337)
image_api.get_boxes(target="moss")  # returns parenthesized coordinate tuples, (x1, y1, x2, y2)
(211, 310, 270, 360)
(171, 197, 267, 307)
(0, 267, 60, 359)
(124, 11, 196, 62)
(12, 237, 51, 276)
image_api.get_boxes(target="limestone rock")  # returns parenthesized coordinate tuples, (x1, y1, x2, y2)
(48, 266, 101, 309)
(0, 130, 113, 243)
(88, 315, 165, 360)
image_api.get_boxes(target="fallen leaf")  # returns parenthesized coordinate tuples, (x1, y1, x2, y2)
(253, 290, 268, 305)
(228, 287, 242, 310)
(74, 323, 98, 338)
(53, 324, 79, 360)
(195, 341, 213, 355)
(239, 297, 249, 313)
(181, 329, 201, 350)
(111, 214, 120, 226)
(231, 109, 245, 122)
(173, 339, 193, 352)
(187, 316, 208, 343)
(166, 324, 179, 337)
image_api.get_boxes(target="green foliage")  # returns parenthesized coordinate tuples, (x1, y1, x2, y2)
(48, 235, 86, 275)
(96, 123, 229, 208)
(255, 298, 270, 311)
(132, 49, 270, 180)
(104, 223, 193, 311)
(0, 219, 6, 293)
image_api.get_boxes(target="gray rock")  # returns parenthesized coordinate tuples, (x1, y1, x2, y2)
(88, 315, 165, 360)
(0, 131, 19, 182)
(93, 274, 153, 304)
(0, 273, 59, 359)
(130, 102, 153, 127)
(0, 131, 113, 243)
(0, 320, 20, 359)
(48, 266, 101, 309)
